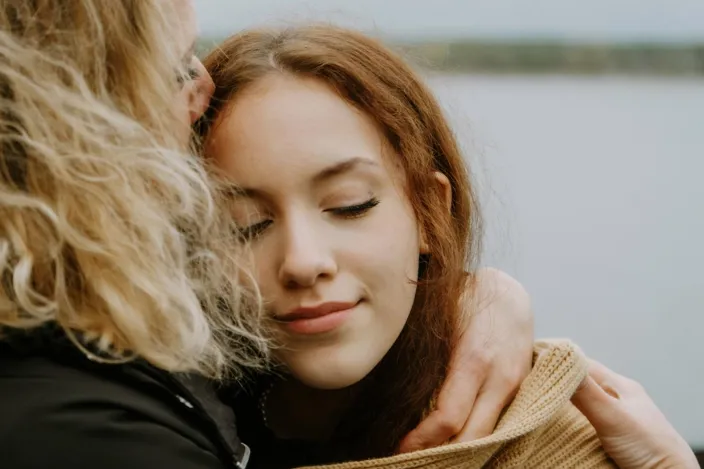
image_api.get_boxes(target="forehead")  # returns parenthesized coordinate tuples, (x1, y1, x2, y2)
(170, 0, 198, 49)
(210, 75, 391, 181)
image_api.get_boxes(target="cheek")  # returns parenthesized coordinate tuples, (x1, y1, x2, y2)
(189, 65, 215, 123)
(249, 242, 279, 299)
(357, 200, 421, 316)
(363, 223, 419, 285)
(171, 88, 193, 143)
(373, 199, 421, 280)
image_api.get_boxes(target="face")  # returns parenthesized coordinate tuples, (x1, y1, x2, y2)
(208, 75, 424, 389)
(171, 0, 214, 138)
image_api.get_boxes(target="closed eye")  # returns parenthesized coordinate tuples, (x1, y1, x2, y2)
(176, 56, 200, 86)
(327, 198, 380, 219)
(176, 67, 200, 85)
(186, 66, 200, 80)
(237, 220, 272, 241)
(236, 198, 379, 240)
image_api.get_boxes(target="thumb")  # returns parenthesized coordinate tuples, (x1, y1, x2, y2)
(572, 374, 620, 432)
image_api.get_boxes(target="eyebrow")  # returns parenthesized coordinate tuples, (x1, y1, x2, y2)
(182, 40, 196, 64)
(311, 157, 379, 185)
(226, 157, 380, 200)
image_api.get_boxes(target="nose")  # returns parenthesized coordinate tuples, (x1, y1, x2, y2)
(278, 218, 337, 288)
(188, 58, 215, 123)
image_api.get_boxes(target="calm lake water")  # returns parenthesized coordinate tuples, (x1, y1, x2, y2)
(427, 74, 704, 446)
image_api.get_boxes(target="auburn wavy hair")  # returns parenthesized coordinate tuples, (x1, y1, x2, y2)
(199, 24, 482, 458)
(0, 0, 267, 377)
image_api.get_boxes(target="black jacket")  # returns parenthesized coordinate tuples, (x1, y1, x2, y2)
(0, 327, 251, 469)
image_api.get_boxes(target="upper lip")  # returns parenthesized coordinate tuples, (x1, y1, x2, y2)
(276, 301, 358, 322)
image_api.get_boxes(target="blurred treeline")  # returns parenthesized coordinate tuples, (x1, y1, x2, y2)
(198, 37, 704, 76)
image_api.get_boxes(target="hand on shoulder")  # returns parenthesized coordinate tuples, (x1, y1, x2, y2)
(572, 359, 698, 469)
(399, 268, 534, 452)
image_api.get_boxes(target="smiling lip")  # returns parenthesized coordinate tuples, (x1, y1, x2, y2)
(276, 301, 358, 335)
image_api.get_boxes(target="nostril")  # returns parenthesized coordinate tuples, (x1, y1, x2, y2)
(188, 85, 212, 124)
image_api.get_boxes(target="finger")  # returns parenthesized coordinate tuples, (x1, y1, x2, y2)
(571, 375, 621, 431)
(398, 407, 467, 453)
(584, 359, 629, 398)
(453, 390, 506, 441)
(585, 359, 619, 385)
(398, 366, 482, 453)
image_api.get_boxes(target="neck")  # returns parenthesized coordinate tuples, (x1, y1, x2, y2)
(263, 377, 360, 441)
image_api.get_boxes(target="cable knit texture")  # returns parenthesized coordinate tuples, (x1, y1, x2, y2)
(300, 339, 616, 469)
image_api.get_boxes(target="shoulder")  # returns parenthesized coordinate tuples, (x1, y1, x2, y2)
(489, 340, 616, 468)
(464, 268, 532, 329)
(0, 348, 228, 469)
(470, 268, 531, 309)
(490, 402, 616, 468)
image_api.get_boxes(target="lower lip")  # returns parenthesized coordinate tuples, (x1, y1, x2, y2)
(280, 306, 356, 335)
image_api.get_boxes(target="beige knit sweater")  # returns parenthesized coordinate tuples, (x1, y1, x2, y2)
(300, 340, 616, 469)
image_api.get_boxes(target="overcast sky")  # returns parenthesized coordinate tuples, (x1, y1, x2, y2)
(195, 0, 704, 41)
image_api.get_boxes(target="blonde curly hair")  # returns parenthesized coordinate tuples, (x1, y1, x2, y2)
(0, 0, 267, 377)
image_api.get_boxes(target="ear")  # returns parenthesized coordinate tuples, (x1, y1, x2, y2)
(433, 171, 452, 214)
(419, 171, 453, 254)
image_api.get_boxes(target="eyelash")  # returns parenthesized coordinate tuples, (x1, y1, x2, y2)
(237, 198, 380, 242)
(176, 61, 199, 86)
(237, 220, 272, 241)
(326, 197, 380, 219)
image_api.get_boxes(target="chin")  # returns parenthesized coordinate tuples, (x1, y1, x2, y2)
(285, 356, 378, 390)
(279, 335, 393, 390)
